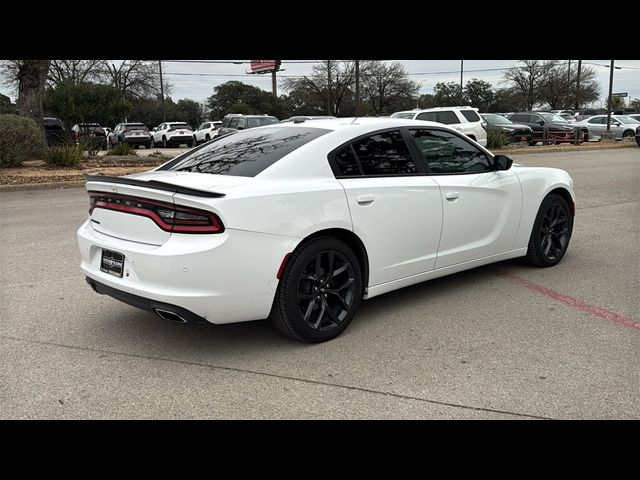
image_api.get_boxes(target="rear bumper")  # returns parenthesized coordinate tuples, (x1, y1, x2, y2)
(77, 219, 298, 324)
(86, 277, 207, 323)
(123, 136, 151, 145)
(167, 135, 193, 144)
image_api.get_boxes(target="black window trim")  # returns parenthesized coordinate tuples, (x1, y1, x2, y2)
(327, 127, 429, 179)
(327, 126, 497, 179)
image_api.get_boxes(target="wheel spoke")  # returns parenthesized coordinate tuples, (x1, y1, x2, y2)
(323, 298, 341, 326)
(327, 290, 350, 309)
(313, 298, 326, 329)
(303, 298, 317, 323)
(542, 235, 552, 256)
(328, 277, 355, 293)
(315, 253, 322, 278)
(331, 263, 349, 279)
(326, 251, 335, 279)
(301, 274, 318, 282)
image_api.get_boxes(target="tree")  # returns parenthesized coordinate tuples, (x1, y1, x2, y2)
(417, 93, 437, 109)
(43, 80, 127, 127)
(502, 60, 558, 110)
(611, 96, 625, 110)
(488, 88, 521, 112)
(433, 81, 465, 106)
(630, 99, 640, 111)
(207, 81, 275, 119)
(538, 64, 599, 110)
(361, 61, 419, 115)
(283, 61, 359, 116)
(0, 93, 17, 114)
(1, 60, 51, 141)
(464, 79, 495, 111)
(176, 99, 206, 129)
(47, 60, 103, 87)
(101, 60, 163, 100)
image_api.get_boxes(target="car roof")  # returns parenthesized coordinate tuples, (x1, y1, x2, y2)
(257, 116, 452, 133)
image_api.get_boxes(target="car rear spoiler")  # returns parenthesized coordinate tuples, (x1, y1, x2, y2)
(83, 173, 225, 198)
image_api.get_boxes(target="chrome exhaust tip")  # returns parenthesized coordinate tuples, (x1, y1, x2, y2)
(154, 308, 188, 324)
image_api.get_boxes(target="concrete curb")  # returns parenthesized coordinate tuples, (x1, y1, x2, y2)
(0, 181, 86, 193)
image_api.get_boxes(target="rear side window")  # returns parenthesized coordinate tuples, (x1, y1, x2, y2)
(460, 110, 481, 122)
(334, 146, 361, 176)
(435, 111, 459, 125)
(163, 126, 330, 177)
(247, 117, 279, 128)
(350, 130, 416, 176)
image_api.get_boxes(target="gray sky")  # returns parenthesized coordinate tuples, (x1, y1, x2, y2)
(2, 60, 639, 107)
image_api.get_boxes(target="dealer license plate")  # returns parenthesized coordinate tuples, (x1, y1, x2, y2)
(100, 249, 124, 277)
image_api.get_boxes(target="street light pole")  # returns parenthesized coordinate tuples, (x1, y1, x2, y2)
(606, 60, 615, 133)
(327, 60, 332, 116)
(566, 60, 571, 108)
(460, 59, 464, 104)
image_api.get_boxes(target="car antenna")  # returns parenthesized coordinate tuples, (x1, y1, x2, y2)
(351, 117, 358, 124)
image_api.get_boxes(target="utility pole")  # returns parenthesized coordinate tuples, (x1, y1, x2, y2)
(566, 60, 571, 108)
(460, 60, 464, 104)
(355, 60, 360, 117)
(606, 60, 615, 133)
(158, 60, 165, 122)
(574, 60, 582, 111)
(272, 68, 277, 98)
(327, 60, 332, 116)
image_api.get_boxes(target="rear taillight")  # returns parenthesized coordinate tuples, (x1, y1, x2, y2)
(88, 192, 223, 234)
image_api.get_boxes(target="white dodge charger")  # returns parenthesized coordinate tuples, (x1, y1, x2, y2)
(78, 118, 575, 342)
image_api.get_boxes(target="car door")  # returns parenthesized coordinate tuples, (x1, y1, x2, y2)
(407, 128, 522, 269)
(586, 116, 606, 139)
(332, 129, 443, 286)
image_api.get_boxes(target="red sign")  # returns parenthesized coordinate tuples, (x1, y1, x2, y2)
(250, 60, 280, 73)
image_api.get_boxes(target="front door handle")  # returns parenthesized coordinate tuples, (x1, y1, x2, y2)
(356, 194, 375, 205)
(445, 192, 459, 200)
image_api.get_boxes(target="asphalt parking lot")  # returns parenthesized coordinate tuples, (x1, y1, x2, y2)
(0, 148, 638, 419)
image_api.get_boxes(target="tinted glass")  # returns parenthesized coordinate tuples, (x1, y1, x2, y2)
(163, 127, 330, 177)
(410, 129, 491, 174)
(461, 110, 481, 122)
(416, 112, 436, 122)
(483, 114, 512, 125)
(229, 118, 239, 128)
(391, 112, 416, 119)
(616, 116, 640, 124)
(435, 111, 459, 124)
(588, 117, 605, 124)
(247, 117, 279, 128)
(334, 145, 361, 176)
(351, 130, 416, 175)
(169, 123, 190, 130)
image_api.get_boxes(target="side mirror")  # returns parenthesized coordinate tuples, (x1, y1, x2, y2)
(613, 122, 621, 127)
(494, 154, 513, 171)
(237, 126, 244, 130)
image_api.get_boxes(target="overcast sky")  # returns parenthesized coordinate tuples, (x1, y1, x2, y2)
(2, 60, 639, 107)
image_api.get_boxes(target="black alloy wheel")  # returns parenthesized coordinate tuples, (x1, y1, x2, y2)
(526, 194, 573, 267)
(271, 237, 362, 342)
(622, 130, 634, 139)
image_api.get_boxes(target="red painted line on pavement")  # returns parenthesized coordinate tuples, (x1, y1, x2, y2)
(495, 270, 640, 331)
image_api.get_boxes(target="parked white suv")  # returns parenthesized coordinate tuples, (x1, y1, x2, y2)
(150, 122, 194, 148)
(193, 121, 222, 145)
(391, 106, 487, 146)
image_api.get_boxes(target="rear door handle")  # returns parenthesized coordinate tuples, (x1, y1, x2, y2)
(445, 192, 459, 200)
(356, 194, 375, 205)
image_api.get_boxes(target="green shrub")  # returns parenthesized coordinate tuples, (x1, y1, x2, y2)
(107, 142, 137, 156)
(46, 144, 83, 167)
(0, 114, 47, 167)
(487, 129, 508, 150)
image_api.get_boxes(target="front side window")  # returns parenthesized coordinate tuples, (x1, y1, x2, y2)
(588, 117, 605, 124)
(162, 126, 330, 177)
(409, 129, 492, 174)
(351, 130, 417, 175)
(229, 118, 239, 129)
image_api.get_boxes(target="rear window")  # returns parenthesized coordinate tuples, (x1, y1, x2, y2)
(247, 117, 279, 128)
(162, 126, 330, 177)
(460, 110, 481, 122)
(170, 123, 191, 129)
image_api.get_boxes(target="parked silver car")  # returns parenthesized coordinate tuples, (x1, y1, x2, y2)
(571, 115, 640, 141)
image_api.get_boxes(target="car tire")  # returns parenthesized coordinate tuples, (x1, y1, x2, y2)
(205, 134, 210, 142)
(528, 141, 537, 146)
(622, 130, 634, 139)
(525, 194, 573, 268)
(162, 137, 168, 148)
(186, 141, 193, 148)
(145, 143, 151, 149)
(270, 236, 363, 343)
